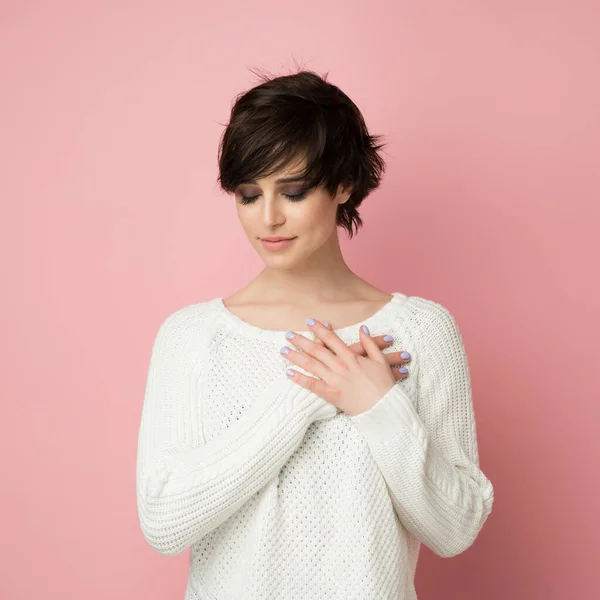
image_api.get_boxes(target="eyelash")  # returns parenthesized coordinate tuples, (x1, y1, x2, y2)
(239, 192, 307, 205)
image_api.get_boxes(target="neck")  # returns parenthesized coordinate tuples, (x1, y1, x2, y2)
(250, 231, 364, 304)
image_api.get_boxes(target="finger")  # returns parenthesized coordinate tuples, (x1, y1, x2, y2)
(313, 321, 330, 347)
(347, 334, 394, 355)
(309, 319, 355, 360)
(314, 321, 394, 354)
(284, 328, 344, 377)
(312, 323, 407, 382)
(392, 363, 409, 380)
(358, 325, 388, 365)
(316, 324, 399, 365)
(285, 367, 330, 398)
(383, 351, 412, 366)
(282, 345, 331, 381)
(312, 325, 402, 382)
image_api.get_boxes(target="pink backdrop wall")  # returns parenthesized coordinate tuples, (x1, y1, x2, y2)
(2, 1, 598, 598)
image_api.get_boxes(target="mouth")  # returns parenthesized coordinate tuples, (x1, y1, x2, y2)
(259, 236, 298, 251)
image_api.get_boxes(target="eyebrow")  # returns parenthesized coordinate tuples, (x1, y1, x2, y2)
(242, 176, 307, 185)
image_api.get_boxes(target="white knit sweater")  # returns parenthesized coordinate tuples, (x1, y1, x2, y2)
(136, 292, 494, 599)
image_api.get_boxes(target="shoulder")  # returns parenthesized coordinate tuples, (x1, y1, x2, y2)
(399, 294, 466, 349)
(150, 298, 221, 350)
(398, 296, 470, 383)
(402, 295, 457, 323)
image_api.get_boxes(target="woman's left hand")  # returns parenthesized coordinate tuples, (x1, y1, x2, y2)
(280, 318, 397, 416)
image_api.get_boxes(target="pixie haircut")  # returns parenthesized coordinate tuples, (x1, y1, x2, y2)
(217, 68, 387, 239)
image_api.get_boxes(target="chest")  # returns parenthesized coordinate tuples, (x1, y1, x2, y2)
(196, 326, 419, 446)
(222, 299, 389, 332)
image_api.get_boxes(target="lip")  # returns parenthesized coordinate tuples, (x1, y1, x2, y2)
(260, 236, 297, 251)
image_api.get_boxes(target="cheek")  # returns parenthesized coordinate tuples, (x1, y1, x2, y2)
(298, 213, 330, 239)
(236, 208, 258, 232)
(296, 196, 336, 227)
(298, 214, 337, 248)
(311, 202, 338, 232)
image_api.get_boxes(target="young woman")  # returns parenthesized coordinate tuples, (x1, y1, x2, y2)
(136, 69, 494, 599)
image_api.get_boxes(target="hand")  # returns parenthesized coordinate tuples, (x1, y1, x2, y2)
(315, 321, 411, 383)
(280, 319, 403, 416)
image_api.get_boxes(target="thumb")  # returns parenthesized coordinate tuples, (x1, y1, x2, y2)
(359, 325, 387, 365)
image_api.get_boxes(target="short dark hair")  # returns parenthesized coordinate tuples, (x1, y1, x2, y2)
(217, 67, 387, 239)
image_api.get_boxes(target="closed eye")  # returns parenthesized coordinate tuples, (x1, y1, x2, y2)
(239, 192, 307, 205)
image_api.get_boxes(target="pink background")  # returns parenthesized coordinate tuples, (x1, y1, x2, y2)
(2, 1, 598, 598)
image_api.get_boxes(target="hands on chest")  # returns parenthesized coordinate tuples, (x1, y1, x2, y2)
(279, 318, 412, 416)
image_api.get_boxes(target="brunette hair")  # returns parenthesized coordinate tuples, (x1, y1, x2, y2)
(217, 67, 387, 239)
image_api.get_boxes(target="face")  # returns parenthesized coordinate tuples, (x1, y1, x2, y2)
(233, 159, 352, 267)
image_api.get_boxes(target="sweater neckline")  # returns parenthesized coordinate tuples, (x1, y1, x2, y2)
(212, 291, 408, 341)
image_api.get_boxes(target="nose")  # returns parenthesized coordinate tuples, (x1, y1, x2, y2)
(261, 195, 286, 228)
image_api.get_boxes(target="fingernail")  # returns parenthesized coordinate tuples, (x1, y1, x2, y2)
(399, 366, 408, 373)
(286, 369, 295, 376)
(401, 351, 411, 359)
(362, 325, 370, 334)
(323, 321, 329, 328)
(285, 331, 295, 339)
(306, 318, 315, 326)
(280, 346, 290, 355)
(383, 335, 393, 342)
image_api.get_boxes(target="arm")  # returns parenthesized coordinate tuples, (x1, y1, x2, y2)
(136, 307, 336, 556)
(348, 300, 494, 558)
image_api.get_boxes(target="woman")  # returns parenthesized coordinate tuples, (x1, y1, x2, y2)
(136, 69, 494, 599)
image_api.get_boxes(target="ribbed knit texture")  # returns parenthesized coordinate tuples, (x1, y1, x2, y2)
(136, 292, 494, 599)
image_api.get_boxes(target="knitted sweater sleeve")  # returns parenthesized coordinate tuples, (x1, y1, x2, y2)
(135, 308, 337, 556)
(348, 301, 494, 558)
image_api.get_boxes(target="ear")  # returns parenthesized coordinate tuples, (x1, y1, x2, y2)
(336, 182, 354, 204)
